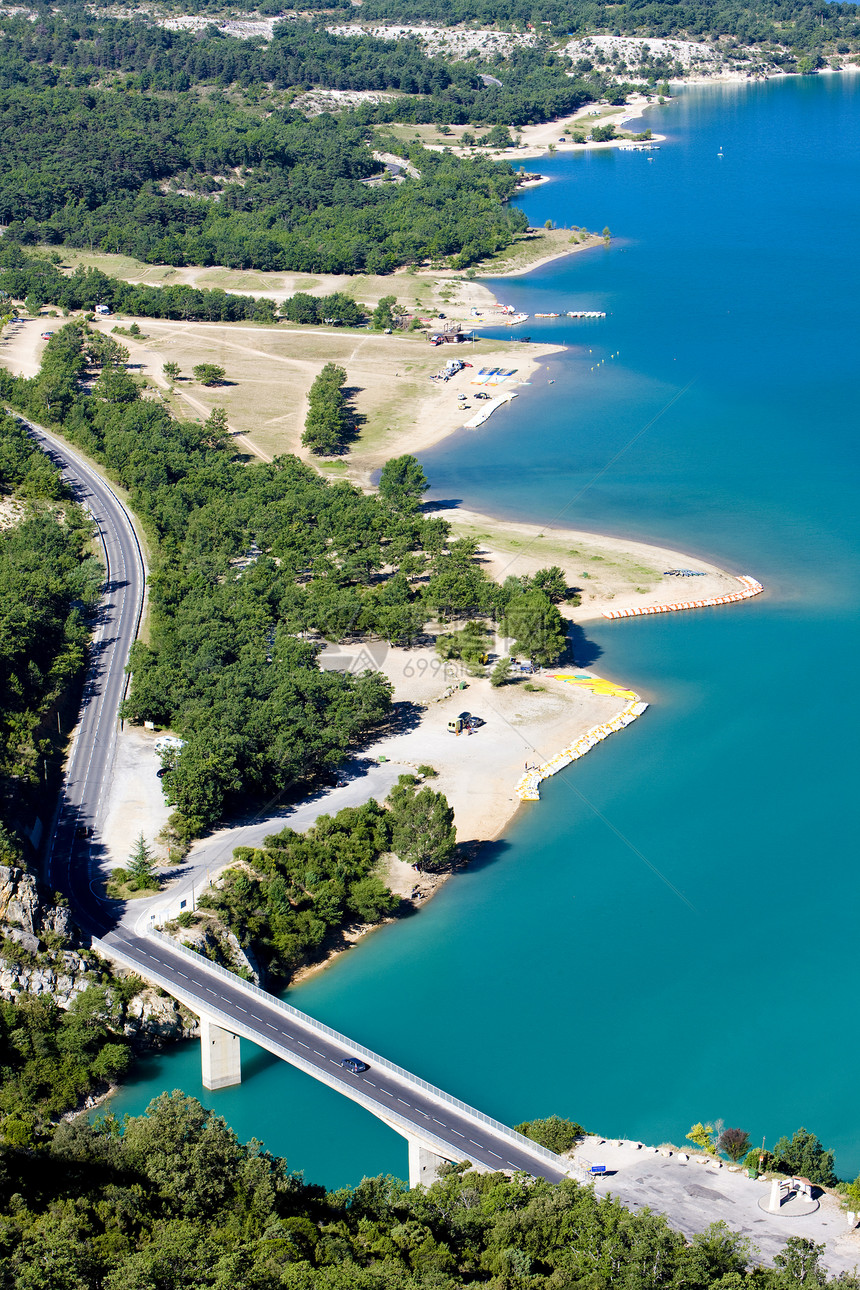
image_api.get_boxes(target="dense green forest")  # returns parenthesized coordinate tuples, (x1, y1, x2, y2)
(2, 1090, 856, 1288)
(0, 80, 525, 272)
(0, 984, 140, 1149)
(0, 411, 103, 853)
(318, 0, 860, 47)
(0, 12, 606, 124)
(0, 13, 599, 272)
(0, 326, 566, 840)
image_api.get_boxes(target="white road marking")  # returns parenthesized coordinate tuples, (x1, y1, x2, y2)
(488, 1151, 502, 1159)
(397, 1098, 410, 1106)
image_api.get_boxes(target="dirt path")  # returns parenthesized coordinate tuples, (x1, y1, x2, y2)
(0, 317, 52, 378)
(95, 324, 273, 463)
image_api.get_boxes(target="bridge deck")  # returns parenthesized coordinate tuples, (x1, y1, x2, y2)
(96, 932, 571, 1184)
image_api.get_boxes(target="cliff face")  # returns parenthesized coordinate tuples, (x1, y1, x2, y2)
(0, 865, 197, 1048)
(0, 863, 73, 954)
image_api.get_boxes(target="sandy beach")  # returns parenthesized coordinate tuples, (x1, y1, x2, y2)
(439, 506, 748, 622)
(319, 640, 639, 845)
(501, 96, 665, 162)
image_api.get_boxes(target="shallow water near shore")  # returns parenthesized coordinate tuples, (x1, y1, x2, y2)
(108, 75, 860, 1187)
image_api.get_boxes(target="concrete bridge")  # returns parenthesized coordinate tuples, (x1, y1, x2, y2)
(95, 930, 570, 1188)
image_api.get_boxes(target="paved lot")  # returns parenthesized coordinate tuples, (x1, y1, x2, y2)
(573, 1137, 860, 1274)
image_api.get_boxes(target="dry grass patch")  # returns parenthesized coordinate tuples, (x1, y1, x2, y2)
(97, 315, 527, 463)
(446, 513, 663, 604)
(478, 227, 603, 275)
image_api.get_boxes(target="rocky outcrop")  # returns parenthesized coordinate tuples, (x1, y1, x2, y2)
(0, 864, 74, 951)
(0, 865, 196, 1049)
(0, 949, 99, 1007)
(123, 989, 198, 1046)
(0, 947, 198, 1048)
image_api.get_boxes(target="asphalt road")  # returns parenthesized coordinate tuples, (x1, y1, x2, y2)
(99, 928, 570, 1184)
(29, 420, 146, 938)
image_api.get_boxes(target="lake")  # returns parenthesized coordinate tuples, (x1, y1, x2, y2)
(108, 73, 860, 1188)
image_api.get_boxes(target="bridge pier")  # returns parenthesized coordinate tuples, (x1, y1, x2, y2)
(408, 1139, 449, 1188)
(200, 1016, 241, 1090)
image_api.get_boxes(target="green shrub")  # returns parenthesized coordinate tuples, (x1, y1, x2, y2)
(515, 1115, 584, 1154)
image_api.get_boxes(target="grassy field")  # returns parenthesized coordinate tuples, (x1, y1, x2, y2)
(475, 227, 602, 276)
(49, 232, 600, 308)
(447, 513, 663, 601)
(99, 315, 540, 466)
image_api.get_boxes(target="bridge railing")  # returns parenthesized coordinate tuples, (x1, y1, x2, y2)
(98, 931, 567, 1174)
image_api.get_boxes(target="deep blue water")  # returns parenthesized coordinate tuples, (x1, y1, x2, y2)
(107, 76, 860, 1187)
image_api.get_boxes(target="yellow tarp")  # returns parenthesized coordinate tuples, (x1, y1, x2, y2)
(553, 675, 638, 700)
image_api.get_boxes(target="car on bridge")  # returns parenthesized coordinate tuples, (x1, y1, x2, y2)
(340, 1057, 369, 1074)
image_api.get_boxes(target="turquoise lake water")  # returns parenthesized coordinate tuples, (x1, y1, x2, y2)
(107, 75, 860, 1188)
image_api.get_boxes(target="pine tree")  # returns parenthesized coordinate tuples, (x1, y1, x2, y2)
(127, 834, 158, 892)
(387, 779, 456, 872)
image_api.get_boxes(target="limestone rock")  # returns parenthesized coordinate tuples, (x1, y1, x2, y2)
(0, 949, 98, 1007)
(0, 865, 40, 932)
(123, 989, 198, 1046)
(0, 865, 73, 941)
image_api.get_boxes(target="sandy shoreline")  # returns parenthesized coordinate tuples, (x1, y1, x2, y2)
(485, 239, 603, 280)
(486, 95, 665, 164)
(439, 505, 749, 622)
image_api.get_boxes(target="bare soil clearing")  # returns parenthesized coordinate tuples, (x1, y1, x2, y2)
(51, 248, 499, 315)
(0, 316, 56, 378)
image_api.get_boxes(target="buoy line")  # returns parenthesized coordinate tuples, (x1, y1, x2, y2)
(602, 575, 763, 620)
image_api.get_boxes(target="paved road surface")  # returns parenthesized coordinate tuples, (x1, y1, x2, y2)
(29, 421, 146, 938)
